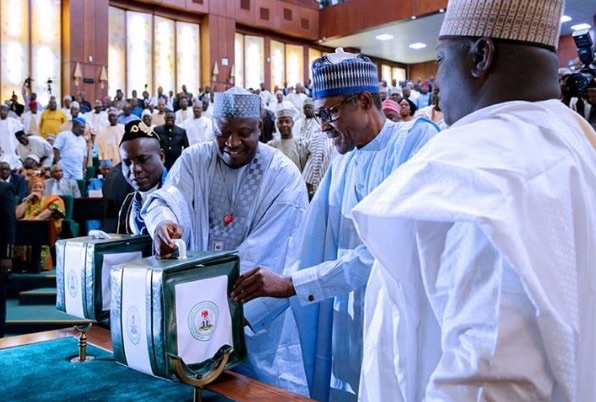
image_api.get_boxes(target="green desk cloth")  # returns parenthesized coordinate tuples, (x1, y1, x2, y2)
(0, 338, 232, 402)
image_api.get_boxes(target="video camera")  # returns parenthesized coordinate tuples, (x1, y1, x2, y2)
(567, 29, 596, 97)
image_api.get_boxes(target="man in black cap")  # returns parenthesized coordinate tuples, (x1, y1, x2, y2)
(153, 111, 189, 171)
(117, 120, 166, 234)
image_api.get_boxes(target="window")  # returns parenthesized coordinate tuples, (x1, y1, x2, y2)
(108, 7, 200, 98)
(270, 40, 285, 90)
(285, 44, 304, 88)
(0, 0, 61, 105)
(235, 34, 264, 90)
(308, 48, 322, 82)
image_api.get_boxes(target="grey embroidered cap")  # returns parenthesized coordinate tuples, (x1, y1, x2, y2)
(311, 47, 379, 100)
(213, 87, 261, 119)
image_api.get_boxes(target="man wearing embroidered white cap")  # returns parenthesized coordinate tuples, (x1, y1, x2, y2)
(268, 106, 309, 172)
(231, 48, 439, 401)
(352, 0, 596, 401)
(143, 87, 310, 396)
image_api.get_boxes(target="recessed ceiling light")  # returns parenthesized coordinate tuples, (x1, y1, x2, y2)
(571, 23, 591, 31)
(439, 8, 445, 13)
(409, 42, 427, 50)
(411, 16, 417, 20)
(561, 15, 572, 23)
(375, 34, 394, 41)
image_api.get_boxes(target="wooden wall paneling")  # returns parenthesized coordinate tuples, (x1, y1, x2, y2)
(83, 0, 97, 65)
(209, 0, 231, 17)
(185, 0, 210, 14)
(320, 0, 443, 39)
(161, 0, 187, 10)
(68, 0, 84, 62)
(299, 7, 318, 40)
(235, 0, 254, 24)
(93, 0, 109, 66)
(409, 60, 437, 81)
(413, 0, 447, 17)
(303, 46, 310, 86)
(264, 37, 271, 90)
(278, 2, 299, 33)
(254, 0, 275, 29)
(203, 14, 236, 90)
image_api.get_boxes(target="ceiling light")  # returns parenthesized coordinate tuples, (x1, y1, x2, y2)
(411, 16, 417, 20)
(571, 23, 591, 31)
(409, 42, 427, 50)
(439, 8, 445, 13)
(375, 34, 394, 41)
(561, 15, 572, 23)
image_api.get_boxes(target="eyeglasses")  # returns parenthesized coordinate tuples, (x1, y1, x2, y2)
(314, 94, 359, 124)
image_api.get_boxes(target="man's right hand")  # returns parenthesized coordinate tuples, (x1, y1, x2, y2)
(153, 220, 184, 257)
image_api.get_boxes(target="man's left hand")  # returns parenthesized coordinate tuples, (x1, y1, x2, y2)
(231, 267, 295, 303)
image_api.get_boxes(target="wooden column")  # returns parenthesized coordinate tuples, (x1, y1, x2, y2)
(201, 12, 236, 91)
(61, 0, 109, 103)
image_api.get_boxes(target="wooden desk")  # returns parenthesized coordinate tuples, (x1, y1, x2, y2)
(0, 327, 312, 402)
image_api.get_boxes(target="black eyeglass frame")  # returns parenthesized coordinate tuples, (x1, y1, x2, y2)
(313, 93, 360, 124)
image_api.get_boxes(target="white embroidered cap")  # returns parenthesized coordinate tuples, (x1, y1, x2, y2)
(439, 0, 564, 50)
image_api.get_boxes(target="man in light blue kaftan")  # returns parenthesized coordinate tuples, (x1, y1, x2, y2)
(142, 87, 310, 396)
(231, 49, 440, 401)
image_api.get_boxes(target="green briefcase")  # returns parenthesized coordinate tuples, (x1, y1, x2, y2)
(110, 242, 247, 381)
(56, 231, 153, 321)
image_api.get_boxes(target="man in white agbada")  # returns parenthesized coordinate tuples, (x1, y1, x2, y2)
(183, 103, 213, 145)
(15, 130, 53, 169)
(142, 87, 309, 396)
(231, 49, 440, 401)
(353, 0, 596, 401)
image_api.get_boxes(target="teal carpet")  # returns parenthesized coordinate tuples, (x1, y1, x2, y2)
(0, 338, 231, 401)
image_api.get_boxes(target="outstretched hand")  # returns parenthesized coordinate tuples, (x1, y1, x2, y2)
(153, 220, 184, 257)
(230, 266, 296, 303)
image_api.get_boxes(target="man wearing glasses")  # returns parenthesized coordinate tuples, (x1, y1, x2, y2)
(142, 87, 310, 396)
(231, 48, 440, 401)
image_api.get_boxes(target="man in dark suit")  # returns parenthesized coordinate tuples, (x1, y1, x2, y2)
(0, 181, 16, 337)
(102, 162, 133, 233)
(153, 111, 189, 171)
(0, 161, 28, 202)
(117, 121, 166, 234)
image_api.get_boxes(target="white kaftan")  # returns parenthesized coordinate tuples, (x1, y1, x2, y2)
(143, 142, 310, 396)
(353, 100, 596, 402)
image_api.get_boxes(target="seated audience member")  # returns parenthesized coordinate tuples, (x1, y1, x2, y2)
(19, 154, 46, 181)
(15, 130, 53, 169)
(399, 98, 418, 122)
(15, 176, 65, 270)
(382, 99, 401, 122)
(0, 161, 28, 201)
(44, 163, 81, 198)
(117, 121, 167, 234)
(268, 107, 309, 172)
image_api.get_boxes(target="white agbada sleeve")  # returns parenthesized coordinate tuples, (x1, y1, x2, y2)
(419, 221, 555, 401)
